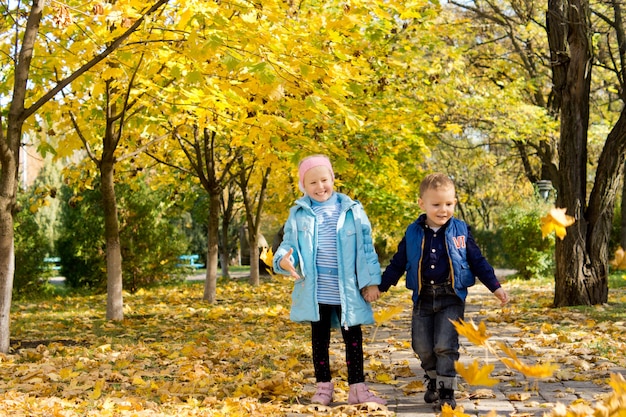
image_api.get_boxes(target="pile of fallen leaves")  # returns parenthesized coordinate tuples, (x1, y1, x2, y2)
(1, 273, 624, 416)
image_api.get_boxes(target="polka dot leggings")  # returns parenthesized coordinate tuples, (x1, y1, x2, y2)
(311, 304, 364, 385)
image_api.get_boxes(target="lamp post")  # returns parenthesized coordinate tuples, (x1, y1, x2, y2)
(536, 180, 553, 201)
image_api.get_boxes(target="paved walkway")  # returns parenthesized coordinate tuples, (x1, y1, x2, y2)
(355, 283, 624, 416)
(291, 276, 625, 416)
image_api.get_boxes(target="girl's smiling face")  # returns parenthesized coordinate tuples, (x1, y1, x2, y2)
(303, 165, 334, 202)
(418, 186, 457, 228)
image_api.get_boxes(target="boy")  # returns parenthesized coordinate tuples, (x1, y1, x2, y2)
(364, 173, 509, 410)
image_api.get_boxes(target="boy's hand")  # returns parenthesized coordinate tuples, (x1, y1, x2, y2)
(361, 285, 381, 302)
(279, 248, 300, 279)
(493, 287, 509, 306)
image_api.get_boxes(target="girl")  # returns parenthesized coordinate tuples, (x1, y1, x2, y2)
(273, 155, 386, 406)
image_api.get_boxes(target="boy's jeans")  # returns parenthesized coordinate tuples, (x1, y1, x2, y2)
(411, 285, 465, 390)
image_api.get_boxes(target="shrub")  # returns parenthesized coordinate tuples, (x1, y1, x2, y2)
(56, 178, 189, 292)
(14, 192, 52, 298)
(499, 203, 555, 279)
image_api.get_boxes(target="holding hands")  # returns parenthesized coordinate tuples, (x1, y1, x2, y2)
(361, 285, 381, 302)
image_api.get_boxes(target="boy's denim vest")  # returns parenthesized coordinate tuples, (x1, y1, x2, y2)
(404, 217, 475, 303)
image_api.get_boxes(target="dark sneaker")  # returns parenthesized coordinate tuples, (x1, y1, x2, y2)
(424, 375, 439, 403)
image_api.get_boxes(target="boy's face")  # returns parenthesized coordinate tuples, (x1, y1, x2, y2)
(418, 185, 457, 228)
(303, 165, 334, 203)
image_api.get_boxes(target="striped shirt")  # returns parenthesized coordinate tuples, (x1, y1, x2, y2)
(311, 193, 341, 305)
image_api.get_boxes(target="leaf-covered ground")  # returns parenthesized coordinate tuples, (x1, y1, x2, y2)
(1, 273, 625, 416)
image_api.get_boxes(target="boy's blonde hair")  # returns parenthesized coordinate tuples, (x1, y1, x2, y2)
(419, 173, 455, 197)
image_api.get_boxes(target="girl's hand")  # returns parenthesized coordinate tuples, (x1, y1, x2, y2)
(279, 248, 300, 279)
(361, 285, 381, 302)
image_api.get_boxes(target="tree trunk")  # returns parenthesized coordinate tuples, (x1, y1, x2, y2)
(101, 160, 124, 320)
(219, 184, 237, 279)
(0, 153, 17, 353)
(0, 0, 44, 353)
(238, 160, 270, 286)
(248, 229, 260, 286)
(548, 0, 610, 306)
(622, 160, 626, 250)
(203, 191, 220, 303)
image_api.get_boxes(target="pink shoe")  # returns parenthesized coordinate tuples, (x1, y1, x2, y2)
(348, 382, 387, 405)
(311, 381, 334, 405)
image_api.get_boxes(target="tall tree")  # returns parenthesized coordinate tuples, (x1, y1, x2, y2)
(65, 53, 169, 320)
(446, 0, 626, 306)
(0, 0, 170, 353)
(236, 155, 271, 286)
(165, 125, 239, 303)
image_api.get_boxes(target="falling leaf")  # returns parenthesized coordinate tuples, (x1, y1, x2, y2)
(371, 305, 405, 342)
(540, 207, 575, 240)
(609, 247, 626, 270)
(260, 247, 277, 277)
(451, 319, 491, 346)
(260, 247, 273, 266)
(373, 305, 404, 324)
(455, 360, 499, 386)
(498, 342, 558, 378)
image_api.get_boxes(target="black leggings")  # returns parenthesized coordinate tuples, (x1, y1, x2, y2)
(311, 304, 365, 385)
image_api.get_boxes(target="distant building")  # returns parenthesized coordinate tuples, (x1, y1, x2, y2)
(19, 143, 45, 189)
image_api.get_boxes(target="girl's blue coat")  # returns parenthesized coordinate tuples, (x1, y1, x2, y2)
(273, 193, 381, 328)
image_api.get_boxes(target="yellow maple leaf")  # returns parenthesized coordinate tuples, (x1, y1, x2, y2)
(455, 360, 499, 386)
(609, 247, 626, 270)
(371, 305, 405, 343)
(608, 372, 626, 396)
(90, 379, 105, 400)
(373, 305, 404, 324)
(375, 373, 395, 383)
(260, 247, 277, 277)
(440, 403, 472, 417)
(498, 342, 558, 378)
(540, 207, 575, 240)
(451, 319, 491, 346)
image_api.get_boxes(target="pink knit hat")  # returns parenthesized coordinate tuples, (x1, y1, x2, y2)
(298, 155, 334, 192)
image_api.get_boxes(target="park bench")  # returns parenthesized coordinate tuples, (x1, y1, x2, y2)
(177, 254, 205, 269)
(43, 256, 61, 271)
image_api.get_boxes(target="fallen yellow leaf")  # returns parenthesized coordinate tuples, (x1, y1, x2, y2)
(507, 392, 531, 401)
(90, 378, 105, 400)
(440, 403, 472, 417)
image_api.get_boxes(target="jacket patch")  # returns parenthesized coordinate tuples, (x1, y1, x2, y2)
(452, 235, 466, 249)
